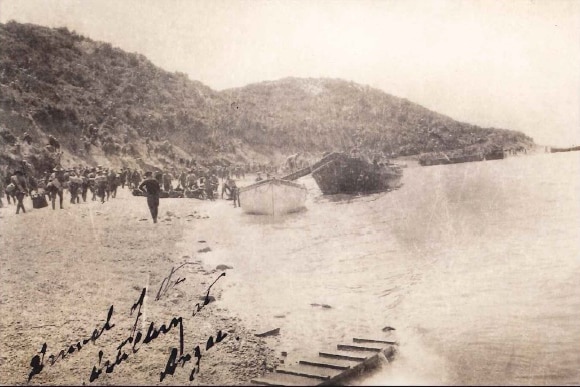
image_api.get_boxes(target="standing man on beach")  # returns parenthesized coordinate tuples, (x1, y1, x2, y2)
(68, 171, 82, 204)
(95, 169, 108, 203)
(11, 170, 29, 214)
(229, 178, 240, 208)
(139, 171, 160, 223)
(48, 167, 65, 210)
(162, 171, 173, 192)
(119, 168, 127, 189)
(107, 169, 119, 199)
(131, 169, 141, 190)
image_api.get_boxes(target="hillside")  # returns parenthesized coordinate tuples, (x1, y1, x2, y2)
(0, 21, 236, 175)
(222, 77, 534, 162)
(0, 21, 534, 177)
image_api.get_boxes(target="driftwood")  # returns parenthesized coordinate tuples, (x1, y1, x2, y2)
(254, 327, 280, 337)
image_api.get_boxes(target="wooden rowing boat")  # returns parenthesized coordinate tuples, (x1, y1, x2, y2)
(238, 178, 307, 215)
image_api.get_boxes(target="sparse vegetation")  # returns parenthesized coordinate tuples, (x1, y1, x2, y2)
(0, 21, 534, 176)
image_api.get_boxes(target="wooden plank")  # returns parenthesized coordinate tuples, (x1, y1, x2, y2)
(276, 364, 341, 380)
(280, 166, 312, 181)
(319, 350, 369, 362)
(353, 337, 398, 345)
(275, 369, 326, 381)
(255, 327, 280, 337)
(251, 372, 324, 386)
(337, 343, 384, 352)
(251, 377, 285, 386)
(299, 357, 360, 370)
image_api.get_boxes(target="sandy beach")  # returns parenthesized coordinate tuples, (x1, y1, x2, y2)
(1, 3, 579, 384)
(0, 185, 280, 385)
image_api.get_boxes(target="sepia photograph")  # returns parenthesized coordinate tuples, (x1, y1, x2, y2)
(0, 0, 579, 385)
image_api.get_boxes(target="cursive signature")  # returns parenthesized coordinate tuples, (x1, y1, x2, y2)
(155, 262, 196, 301)
(193, 272, 225, 316)
(28, 306, 115, 382)
(160, 330, 228, 382)
(27, 270, 227, 383)
(89, 272, 227, 383)
(89, 287, 186, 382)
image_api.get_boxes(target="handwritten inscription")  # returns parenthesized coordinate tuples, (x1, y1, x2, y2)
(89, 288, 186, 382)
(193, 272, 226, 316)
(155, 262, 196, 301)
(28, 306, 115, 382)
(160, 330, 228, 382)
(27, 271, 227, 383)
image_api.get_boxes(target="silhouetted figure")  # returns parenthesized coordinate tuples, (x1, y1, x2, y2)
(139, 171, 161, 223)
(10, 170, 29, 214)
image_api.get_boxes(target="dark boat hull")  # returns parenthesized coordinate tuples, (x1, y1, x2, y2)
(419, 153, 484, 166)
(418, 148, 505, 166)
(312, 153, 402, 195)
(550, 146, 580, 153)
(484, 149, 505, 160)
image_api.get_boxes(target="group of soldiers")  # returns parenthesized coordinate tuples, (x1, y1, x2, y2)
(152, 167, 240, 204)
(0, 163, 243, 216)
(1, 165, 125, 213)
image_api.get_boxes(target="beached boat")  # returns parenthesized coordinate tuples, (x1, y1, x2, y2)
(419, 147, 505, 166)
(550, 145, 580, 153)
(311, 152, 403, 195)
(238, 178, 307, 215)
(419, 152, 484, 166)
(484, 149, 505, 160)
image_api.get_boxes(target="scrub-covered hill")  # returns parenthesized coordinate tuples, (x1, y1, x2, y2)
(222, 77, 534, 160)
(0, 21, 534, 176)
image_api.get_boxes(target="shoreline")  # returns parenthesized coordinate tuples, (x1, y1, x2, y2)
(0, 187, 279, 385)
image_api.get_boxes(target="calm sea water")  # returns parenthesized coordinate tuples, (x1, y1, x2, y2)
(201, 151, 580, 385)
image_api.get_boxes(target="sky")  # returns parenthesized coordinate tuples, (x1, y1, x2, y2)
(1, 0, 579, 146)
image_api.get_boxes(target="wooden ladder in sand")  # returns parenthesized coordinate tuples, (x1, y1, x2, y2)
(280, 166, 312, 181)
(250, 336, 398, 386)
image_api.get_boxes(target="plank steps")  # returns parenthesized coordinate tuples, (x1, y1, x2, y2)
(249, 335, 397, 385)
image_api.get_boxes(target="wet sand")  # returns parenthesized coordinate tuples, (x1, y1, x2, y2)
(0, 185, 279, 385)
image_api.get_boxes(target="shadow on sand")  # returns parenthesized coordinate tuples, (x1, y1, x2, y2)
(240, 207, 309, 226)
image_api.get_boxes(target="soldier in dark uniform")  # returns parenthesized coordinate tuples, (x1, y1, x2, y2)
(162, 171, 173, 192)
(81, 169, 90, 202)
(119, 168, 127, 189)
(68, 171, 82, 204)
(47, 167, 65, 210)
(107, 169, 119, 199)
(10, 170, 29, 214)
(131, 170, 141, 190)
(138, 171, 161, 223)
(95, 170, 108, 203)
